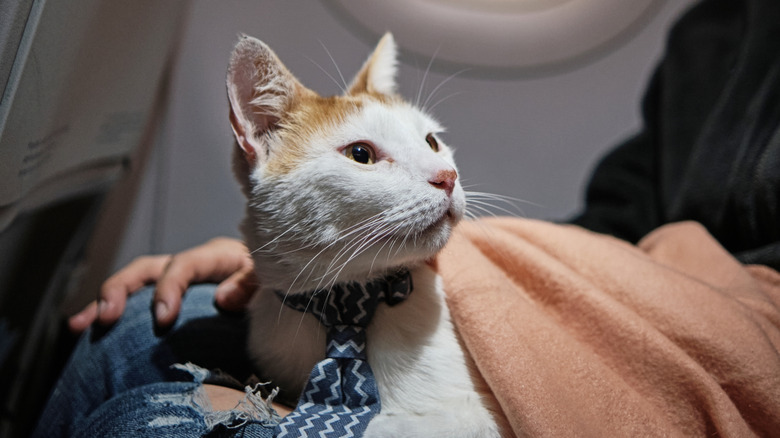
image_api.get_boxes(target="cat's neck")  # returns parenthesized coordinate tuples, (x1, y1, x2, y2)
(256, 256, 411, 296)
(243, 224, 415, 296)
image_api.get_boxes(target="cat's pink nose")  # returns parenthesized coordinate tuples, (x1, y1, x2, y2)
(429, 169, 457, 197)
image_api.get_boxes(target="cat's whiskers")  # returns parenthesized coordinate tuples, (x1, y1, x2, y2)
(318, 217, 404, 284)
(249, 222, 305, 256)
(415, 46, 441, 108)
(320, 211, 396, 263)
(289, 288, 329, 347)
(464, 190, 537, 218)
(370, 232, 403, 276)
(466, 199, 519, 218)
(393, 225, 413, 258)
(380, 227, 409, 268)
(310, 221, 391, 290)
(462, 189, 545, 268)
(464, 209, 480, 221)
(413, 49, 469, 115)
(303, 41, 349, 95)
(319, 40, 349, 93)
(427, 91, 464, 114)
(259, 214, 382, 257)
(306, 56, 347, 95)
(329, 200, 443, 281)
(466, 190, 537, 206)
(332, 220, 407, 283)
(421, 68, 469, 114)
(312, 198, 421, 289)
(280, 211, 393, 299)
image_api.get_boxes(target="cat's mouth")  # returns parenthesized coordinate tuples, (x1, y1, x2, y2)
(366, 203, 461, 252)
(420, 207, 459, 238)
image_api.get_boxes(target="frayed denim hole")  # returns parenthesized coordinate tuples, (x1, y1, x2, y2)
(203, 383, 283, 431)
(172, 362, 212, 383)
(170, 362, 282, 431)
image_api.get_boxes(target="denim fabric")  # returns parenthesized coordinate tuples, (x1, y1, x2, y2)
(73, 381, 208, 436)
(33, 285, 275, 437)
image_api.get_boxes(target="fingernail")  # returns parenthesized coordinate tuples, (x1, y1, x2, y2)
(216, 283, 236, 299)
(155, 301, 169, 321)
(70, 313, 86, 325)
(97, 299, 109, 318)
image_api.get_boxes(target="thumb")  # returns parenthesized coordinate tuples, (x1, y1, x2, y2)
(214, 266, 258, 311)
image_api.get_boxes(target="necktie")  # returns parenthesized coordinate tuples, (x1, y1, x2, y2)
(273, 269, 413, 437)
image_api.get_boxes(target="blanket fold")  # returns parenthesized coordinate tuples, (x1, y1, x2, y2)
(437, 219, 780, 437)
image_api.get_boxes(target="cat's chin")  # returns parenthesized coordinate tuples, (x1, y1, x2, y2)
(431, 208, 460, 233)
(421, 206, 461, 243)
(402, 209, 460, 264)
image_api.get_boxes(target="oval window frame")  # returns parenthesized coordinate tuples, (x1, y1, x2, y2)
(324, 0, 663, 77)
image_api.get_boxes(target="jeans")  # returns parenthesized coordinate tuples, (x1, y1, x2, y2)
(33, 285, 277, 437)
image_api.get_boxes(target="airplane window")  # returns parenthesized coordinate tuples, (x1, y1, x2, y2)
(325, 0, 661, 76)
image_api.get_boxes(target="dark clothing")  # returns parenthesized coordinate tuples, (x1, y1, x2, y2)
(571, 0, 780, 270)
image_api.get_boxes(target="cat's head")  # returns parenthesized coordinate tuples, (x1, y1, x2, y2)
(226, 33, 465, 292)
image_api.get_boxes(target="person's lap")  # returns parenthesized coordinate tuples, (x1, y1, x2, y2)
(34, 284, 276, 437)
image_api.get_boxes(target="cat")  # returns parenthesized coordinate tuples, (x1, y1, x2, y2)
(226, 33, 502, 437)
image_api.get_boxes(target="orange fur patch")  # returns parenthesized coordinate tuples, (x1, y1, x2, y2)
(264, 93, 401, 176)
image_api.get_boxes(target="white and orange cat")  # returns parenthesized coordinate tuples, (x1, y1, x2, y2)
(227, 33, 502, 437)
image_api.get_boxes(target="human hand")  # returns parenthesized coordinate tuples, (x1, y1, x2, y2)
(68, 237, 257, 333)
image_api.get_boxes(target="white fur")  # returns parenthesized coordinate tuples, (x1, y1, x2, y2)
(228, 34, 500, 437)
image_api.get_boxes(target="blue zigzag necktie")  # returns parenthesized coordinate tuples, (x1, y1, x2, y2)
(273, 269, 413, 437)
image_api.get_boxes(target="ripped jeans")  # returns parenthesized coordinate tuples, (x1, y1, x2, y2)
(33, 285, 278, 437)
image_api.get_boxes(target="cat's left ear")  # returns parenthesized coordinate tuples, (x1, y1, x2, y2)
(348, 33, 398, 96)
(226, 35, 313, 166)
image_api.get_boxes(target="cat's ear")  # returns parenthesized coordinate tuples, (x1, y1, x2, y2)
(226, 35, 312, 165)
(348, 33, 398, 97)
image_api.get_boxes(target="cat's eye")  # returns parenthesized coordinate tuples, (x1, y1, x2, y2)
(344, 142, 376, 164)
(426, 133, 440, 152)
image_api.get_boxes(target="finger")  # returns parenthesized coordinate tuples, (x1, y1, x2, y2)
(97, 255, 171, 326)
(68, 301, 98, 333)
(152, 255, 193, 327)
(215, 266, 258, 311)
(153, 238, 254, 327)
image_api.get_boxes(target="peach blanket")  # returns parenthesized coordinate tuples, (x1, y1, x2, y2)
(437, 219, 780, 437)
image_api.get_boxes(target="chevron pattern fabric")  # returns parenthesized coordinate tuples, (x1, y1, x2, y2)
(274, 270, 413, 437)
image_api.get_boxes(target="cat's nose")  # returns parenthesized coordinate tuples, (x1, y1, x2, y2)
(429, 169, 457, 197)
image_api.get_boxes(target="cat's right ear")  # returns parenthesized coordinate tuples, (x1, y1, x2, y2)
(226, 35, 311, 166)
